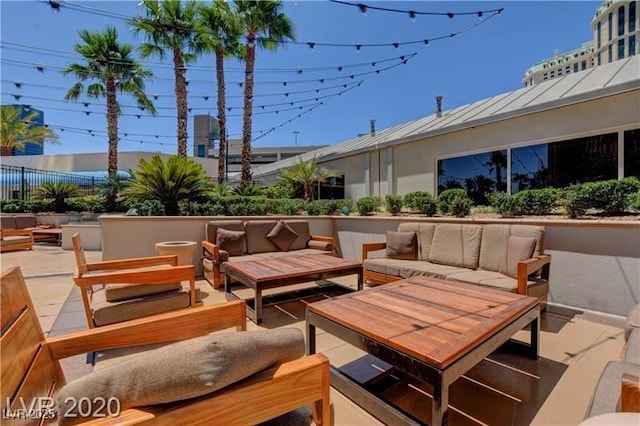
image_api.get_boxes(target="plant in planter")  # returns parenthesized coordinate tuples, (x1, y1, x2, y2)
(121, 155, 213, 216)
(36, 182, 80, 213)
(438, 189, 472, 217)
(356, 197, 376, 216)
(404, 191, 436, 216)
(385, 195, 404, 215)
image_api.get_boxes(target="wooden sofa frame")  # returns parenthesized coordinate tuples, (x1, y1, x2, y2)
(1, 266, 332, 425)
(362, 242, 551, 302)
(0, 228, 34, 252)
(202, 235, 336, 289)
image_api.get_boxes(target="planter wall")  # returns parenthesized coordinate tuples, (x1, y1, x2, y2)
(61, 223, 102, 251)
(98, 215, 640, 319)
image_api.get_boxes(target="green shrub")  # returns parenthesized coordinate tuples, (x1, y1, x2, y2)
(25, 199, 55, 213)
(210, 183, 234, 197)
(487, 192, 522, 217)
(513, 188, 560, 215)
(405, 191, 437, 216)
(305, 200, 324, 216)
(449, 195, 472, 217)
(371, 196, 383, 212)
(356, 197, 376, 216)
(385, 195, 404, 215)
(66, 195, 106, 213)
(36, 182, 80, 212)
(0, 199, 27, 213)
(581, 177, 640, 215)
(438, 189, 472, 216)
(277, 199, 305, 215)
(262, 182, 295, 199)
(134, 199, 165, 216)
(628, 191, 640, 211)
(324, 199, 340, 215)
(233, 184, 263, 197)
(561, 184, 590, 218)
(228, 199, 266, 216)
(336, 199, 354, 213)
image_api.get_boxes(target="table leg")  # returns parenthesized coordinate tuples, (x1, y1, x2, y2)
(306, 322, 316, 355)
(254, 289, 262, 324)
(432, 380, 449, 426)
(529, 314, 540, 360)
(357, 269, 363, 291)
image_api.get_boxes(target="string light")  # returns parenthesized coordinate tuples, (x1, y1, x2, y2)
(328, 0, 503, 19)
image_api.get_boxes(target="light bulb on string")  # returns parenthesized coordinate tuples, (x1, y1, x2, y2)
(409, 11, 416, 23)
(358, 4, 367, 16)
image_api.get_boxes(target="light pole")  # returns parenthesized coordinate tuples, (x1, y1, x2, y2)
(293, 130, 300, 147)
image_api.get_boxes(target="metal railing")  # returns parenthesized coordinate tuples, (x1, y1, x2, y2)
(0, 165, 108, 201)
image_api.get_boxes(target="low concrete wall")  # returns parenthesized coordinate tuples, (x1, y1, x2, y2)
(61, 223, 102, 251)
(99, 215, 640, 318)
(99, 216, 334, 276)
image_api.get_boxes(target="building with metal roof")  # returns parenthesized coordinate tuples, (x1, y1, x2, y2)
(246, 55, 640, 201)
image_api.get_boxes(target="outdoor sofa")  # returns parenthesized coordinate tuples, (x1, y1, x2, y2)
(0, 213, 62, 245)
(362, 222, 551, 305)
(202, 219, 336, 288)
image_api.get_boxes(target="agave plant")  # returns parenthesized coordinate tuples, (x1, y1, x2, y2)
(211, 182, 235, 197)
(233, 183, 263, 197)
(121, 155, 214, 215)
(36, 182, 79, 213)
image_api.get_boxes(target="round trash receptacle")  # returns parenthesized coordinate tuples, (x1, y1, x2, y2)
(155, 241, 197, 266)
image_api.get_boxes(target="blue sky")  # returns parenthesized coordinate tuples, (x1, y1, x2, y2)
(0, 1, 599, 156)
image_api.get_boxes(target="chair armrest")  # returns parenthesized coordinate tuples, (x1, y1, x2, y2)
(362, 242, 387, 261)
(74, 265, 194, 287)
(1, 228, 34, 239)
(622, 372, 640, 412)
(45, 300, 247, 360)
(310, 235, 335, 244)
(516, 254, 551, 295)
(85, 255, 178, 272)
(202, 240, 220, 260)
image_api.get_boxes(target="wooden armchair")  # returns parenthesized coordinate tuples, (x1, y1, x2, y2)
(72, 233, 202, 328)
(1, 267, 331, 425)
(0, 228, 34, 252)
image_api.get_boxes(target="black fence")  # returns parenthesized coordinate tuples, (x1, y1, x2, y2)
(0, 165, 108, 201)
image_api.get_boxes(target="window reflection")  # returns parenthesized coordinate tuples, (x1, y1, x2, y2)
(511, 145, 550, 192)
(438, 150, 507, 205)
(624, 129, 640, 177)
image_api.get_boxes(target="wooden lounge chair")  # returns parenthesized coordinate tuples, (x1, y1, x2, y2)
(1, 266, 331, 425)
(71, 233, 202, 328)
(0, 228, 34, 252)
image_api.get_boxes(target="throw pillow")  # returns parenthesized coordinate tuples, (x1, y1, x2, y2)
(385, 231, 418, 260)
(267, 220, 299, 252)
(216, 228, 246, 256)
(56, 328, 305, 425)
(500, 236, 537, 278)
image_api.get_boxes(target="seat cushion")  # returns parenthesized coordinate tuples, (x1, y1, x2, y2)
(386, 231, 418, 260)
(205, 220, 245, 244)
(0, 236, 31, 245)
(429, 224, 483, 269)
(217, 228, 246, 256)
(56, 328, 306, 423)
(91, 288, 200, 327)
(500, 236, 537, 278)
(14, 214, 38, 229)
(398, 262, 470, 280)
(445, 270, 549, 298)
(105, 282, 183, 303)
(245, 221, 279, 254)
(398, 222, 437, 261)
(363, 258, 417, 277)
(285, 221, 312, 251)
(267, 220, 299, 252)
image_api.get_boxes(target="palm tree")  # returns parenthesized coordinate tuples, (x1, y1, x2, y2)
(0, 105, 58, 156)
(63, 26, 156, 178)
(278, 156, 338, 202)
(234, 0, 295, 187)
(196, 1, 242, 183)
(131, 0, 199, 158)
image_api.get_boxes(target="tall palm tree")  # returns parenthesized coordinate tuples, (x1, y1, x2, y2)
(196, 0, 242, 183)
(63, 26, 155, 178)
(278, 156, 338, 201)
(0, 105, 58, 156)
(131, 0, 199, 158)
(234, 0, 295, 187)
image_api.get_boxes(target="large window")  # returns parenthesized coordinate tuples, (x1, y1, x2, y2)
(631, 35, 636, 56)
(609, 12, 613, 40)
(619, 39, 626, 59)
(624, 128, 640, 177)
(597, 22, 602, 48)
(438, 150, 507, 205)
(631, 1, 637, 32)
(619, 6, 626, 36)
(318, 175, 345, 199)
(511, 145, 550, 192)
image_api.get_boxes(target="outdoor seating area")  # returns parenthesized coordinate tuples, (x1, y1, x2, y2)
(0, 237, 637, 425)
(0, 213, 62, 246)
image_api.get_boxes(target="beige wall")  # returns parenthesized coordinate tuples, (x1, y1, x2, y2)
(322, 155, 367, 200)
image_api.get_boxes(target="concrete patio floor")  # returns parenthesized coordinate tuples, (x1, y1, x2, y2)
(0, 245, 627, 425)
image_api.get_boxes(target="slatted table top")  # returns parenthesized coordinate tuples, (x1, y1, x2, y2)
(307, 276, 540, 369)
(224, 254, 362, 283)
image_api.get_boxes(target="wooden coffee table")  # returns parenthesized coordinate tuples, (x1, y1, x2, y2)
(306, 276, 540, 426)
(224, 254, 362, 324)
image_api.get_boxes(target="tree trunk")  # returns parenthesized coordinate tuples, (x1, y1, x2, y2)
(241, 37, 256, 187)
(106, 76, 118, 179)
(216, 47, 227, 184)
(1, 145, 12, 156)
(173, 48, 188, 157)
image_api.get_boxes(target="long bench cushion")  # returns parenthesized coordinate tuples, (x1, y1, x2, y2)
(14, 214, 38, 229)
(0, 235, 31, 246)
(104, 282, 183, 303)
(0, 216, 17, 229)
(479, 225, 545, 273)
(429, 224, 483, 269)
(398, 262, 470, 280)
(91, 287, 200, 327)
(285, 220, 312, 251)
(245, 221, 279, 254)
(398, 222, 437, 261)
(445, 270, 549, 298)
(363, 258, 419, 277)
(205, 220, 245, 245)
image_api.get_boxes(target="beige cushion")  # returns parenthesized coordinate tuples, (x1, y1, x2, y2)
(0, 216, 17, 229)
(0, 236, 31, 245)
(398, 262, 470, 280)
(398, 222, 437, 261)
(56, 328, 305, 424)
(205, 220, 245, 244)
(268, 220, 299, 252)
(500, 236, 536, 278)
(105, 282, 182, 302)
(445, 270, 549, 298)
(217, 228, 246, 256)
(386, 231, 418, 260)
(307, 240, 333, 251)
(363, 258, 416, 276)
(91, 288, 200, 327)
(245, 221, 279, 254)
(285, 221, 312, 251)
(479, 224, 545, 272)
(429, 224, 483, 269)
